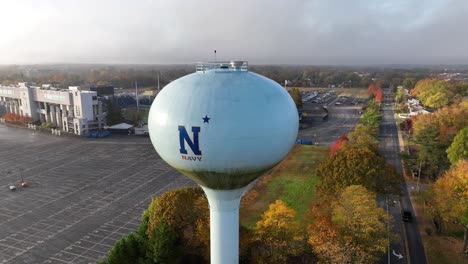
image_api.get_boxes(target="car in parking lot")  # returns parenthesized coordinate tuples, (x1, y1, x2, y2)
(402, 210, 413, 222)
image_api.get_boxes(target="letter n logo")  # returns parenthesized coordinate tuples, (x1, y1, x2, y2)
(178, 126, 202, 155)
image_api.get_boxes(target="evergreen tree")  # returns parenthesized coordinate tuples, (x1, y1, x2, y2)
(106, 100, 124, 126)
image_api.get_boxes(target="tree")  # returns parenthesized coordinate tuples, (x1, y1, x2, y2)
(101, 233, 146, 264)
(395, 86, 406, 104)
(317, 143, 401, 198)
(348, 124, 379, 150)
(367, 84, 377, 96)
(432, 160, 468, 253)
(146, 217, 178, 263)
(360, 106, 382, 134)
(308, 186, 392, 263)
(331, 185, 391, 263)
(374, 87, 384, 103)
(412, 102, 468, 178)
(330, 133, 348, 156)
(446, 127, 468, 166)
(410, 79, 454, 109)
(415, 127, 450, 179)
(400, 118, 413, 133)
(99, 188, 209, 263)
(106, 100, 124, 126)
(403, 77, 416, 89)
(146, 187, 209, 261)
(308, 217, 348, 263)
(288, 88, 302, 109)
(253, 200, 304, 263)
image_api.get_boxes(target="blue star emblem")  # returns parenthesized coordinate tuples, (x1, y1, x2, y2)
(202, 115, 210, 124)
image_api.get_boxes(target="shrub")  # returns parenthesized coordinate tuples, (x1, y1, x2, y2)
(425, 227, 433, 236)
(2, 112, 32, 124)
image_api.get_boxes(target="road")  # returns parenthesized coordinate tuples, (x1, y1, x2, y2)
(379, 88, 426, 264)
(0, 125, 195, 263)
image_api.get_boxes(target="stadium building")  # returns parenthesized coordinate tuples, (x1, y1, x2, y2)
(0, 82, 105, 135)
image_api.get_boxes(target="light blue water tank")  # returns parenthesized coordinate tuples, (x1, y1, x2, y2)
(148, 61, 298, 190)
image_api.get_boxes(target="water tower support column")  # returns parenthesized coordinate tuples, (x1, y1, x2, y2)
(202, 187, 246, 264)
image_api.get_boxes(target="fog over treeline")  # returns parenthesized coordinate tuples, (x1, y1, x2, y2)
(2, 64, 468, 89)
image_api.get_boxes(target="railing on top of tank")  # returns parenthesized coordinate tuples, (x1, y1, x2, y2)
(195, 61, 248, 72)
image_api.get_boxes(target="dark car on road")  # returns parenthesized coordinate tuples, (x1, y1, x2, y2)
(402, 210, 413, 222)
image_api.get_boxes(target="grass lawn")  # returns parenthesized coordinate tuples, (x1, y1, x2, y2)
(240, 144, 329, 229)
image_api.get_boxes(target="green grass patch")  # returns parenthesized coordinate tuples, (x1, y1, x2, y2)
(240, 145, 328, 229)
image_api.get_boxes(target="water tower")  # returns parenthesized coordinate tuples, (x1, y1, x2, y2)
(148, 61, 298, 263)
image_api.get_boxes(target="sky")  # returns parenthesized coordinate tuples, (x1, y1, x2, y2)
(0, 0, 467, 65)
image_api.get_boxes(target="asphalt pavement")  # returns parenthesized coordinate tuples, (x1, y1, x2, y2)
(379, 88, 426, 264)
(0, 125, 195, 263)
(298, 104, 362, 146)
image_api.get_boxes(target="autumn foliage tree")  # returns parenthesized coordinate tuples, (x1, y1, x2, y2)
(367, 83, 384, 102)
(331, 185, 391, 263)
(330, 133, 348, 156)
(101, 187, 210, 263)
(308, 185, 392, 263)
(347, 124, 379, 151)
(374, 87, 384, 102)
(431, 160, 468, 253)
(146, 187, 209, 261)
(308, 216, 347, 263)
(252, 200, 305, 263)
(410, 79, 460, 109)
(317, 143, 401, 199)
(368, 84, 377, 96)
(412, 102, 468, 178)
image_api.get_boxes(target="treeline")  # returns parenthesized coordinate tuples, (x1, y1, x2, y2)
(410, 79, 468, 109)
(99, 92, 401, 263)
(401, 100, 467, 180)
(0, 64, 193, 89)
(0, 64, 435, 89)
(250, 66, 431, 89)
(423, 160, 467, 254)
(404, 104, 468, 253)
(398, 77, 467, 254)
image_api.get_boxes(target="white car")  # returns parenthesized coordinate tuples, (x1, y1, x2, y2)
(9, 185, 16, 191)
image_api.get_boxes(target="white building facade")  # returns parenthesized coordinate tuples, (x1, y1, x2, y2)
(0, 83, 105, 135)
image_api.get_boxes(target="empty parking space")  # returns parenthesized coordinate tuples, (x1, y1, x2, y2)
(0, 125, 194, 263)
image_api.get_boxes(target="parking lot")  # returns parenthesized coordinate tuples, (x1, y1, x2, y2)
(298, 89, 365, 146)
(0, 125, 194, 263)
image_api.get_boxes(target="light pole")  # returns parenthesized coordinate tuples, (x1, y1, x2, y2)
(387, 196, 391, 264)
